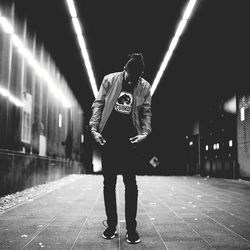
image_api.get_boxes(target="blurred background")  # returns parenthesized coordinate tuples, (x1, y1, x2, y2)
(0, 0, 249, 197)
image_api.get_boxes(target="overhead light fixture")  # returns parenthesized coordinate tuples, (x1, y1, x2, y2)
(151, 0, 198, 95)
(72, 17, 82, 36)
(182, 0, 198, 20)
(58, 114, 62, 128)
(65, 0, 98, 97)
(65, 0, 77, 18)
(175, 19, 187, 38)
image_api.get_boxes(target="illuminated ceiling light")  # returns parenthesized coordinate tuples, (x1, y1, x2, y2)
(175, 19, 187, 38)
(151, 0, 198, 95)
(66, 0, 77, 18)
(65, 0, 98, 97)
(151, 51, 172, 95)
(77, 35, 97, 95)
(183, 0, 198, 20)
(72, 17, 82, 36)
(169, 36, 179, 53)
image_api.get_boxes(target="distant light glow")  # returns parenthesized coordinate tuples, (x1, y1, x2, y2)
(59, 114, 62, 128)
(81, 134, 84, 143)
(229, 140, 233, 147)
(151, 0, 198, 95)
(205, 145, 209, 151)
(241, 107, 245, 121)
(189, 141, 193, 146)
(224, 95, 236, 113)
(65, 0, 98, 97)
(0, 86, 8, 97)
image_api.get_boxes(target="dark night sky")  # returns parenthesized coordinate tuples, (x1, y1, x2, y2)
(1, 0, 250, 167)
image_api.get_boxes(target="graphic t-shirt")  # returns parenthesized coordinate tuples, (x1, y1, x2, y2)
(102, 78, 137, 141)
(114, 91, 133, 114)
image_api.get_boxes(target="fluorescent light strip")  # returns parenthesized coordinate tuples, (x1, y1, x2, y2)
(175, 19, 187, 38)
(72, 17, 82, 35)
(66, 0, 77, 18)
(65, 0, 98, 97)
(0, 14, 71, 108)
(183, 0, 197, 20)
(151, 0, 198, 95)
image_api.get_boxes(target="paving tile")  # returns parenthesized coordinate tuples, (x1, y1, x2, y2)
(0, 175, 250, 249)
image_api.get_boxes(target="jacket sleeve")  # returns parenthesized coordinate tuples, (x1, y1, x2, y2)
(89, 76, 110, 132)
(140, 86, 152, 135)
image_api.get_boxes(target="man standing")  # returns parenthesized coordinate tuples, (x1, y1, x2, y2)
(89, 53, 152, 244)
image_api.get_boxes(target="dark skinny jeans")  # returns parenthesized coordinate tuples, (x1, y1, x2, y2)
(101, 138, 139, 232)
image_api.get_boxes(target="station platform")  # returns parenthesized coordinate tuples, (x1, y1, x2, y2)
(0, 174, 250, 249)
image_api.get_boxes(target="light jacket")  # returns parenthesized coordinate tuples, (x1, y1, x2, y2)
(89, 71, 152, 135)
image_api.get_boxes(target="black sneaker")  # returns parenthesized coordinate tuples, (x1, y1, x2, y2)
(102, 227, 117, 239)
(126, 230, 141, 244)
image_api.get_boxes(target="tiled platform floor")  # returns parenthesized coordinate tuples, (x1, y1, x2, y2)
(0, 174, 250, 249)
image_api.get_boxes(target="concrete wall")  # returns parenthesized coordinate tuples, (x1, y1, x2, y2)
(0, 149, 84, 197)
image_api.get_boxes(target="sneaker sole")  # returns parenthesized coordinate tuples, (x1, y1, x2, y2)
(102, 231, 117, 239)
(126, 238, 141, 244)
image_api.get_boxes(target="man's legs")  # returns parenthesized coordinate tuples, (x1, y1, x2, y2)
(121, 141, 142, 244)
(103, 172, 118, 229)
(122, 171, 138, 232)
(101, 140, 119, 234)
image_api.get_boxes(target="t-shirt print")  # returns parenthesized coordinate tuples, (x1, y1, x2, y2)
(114, 91, 133, 115)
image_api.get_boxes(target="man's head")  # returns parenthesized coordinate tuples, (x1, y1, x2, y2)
(124, 53, 145, 83)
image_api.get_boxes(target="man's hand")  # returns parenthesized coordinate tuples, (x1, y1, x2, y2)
(129, 134, 147, 144)
(92, 131, 106, 146)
